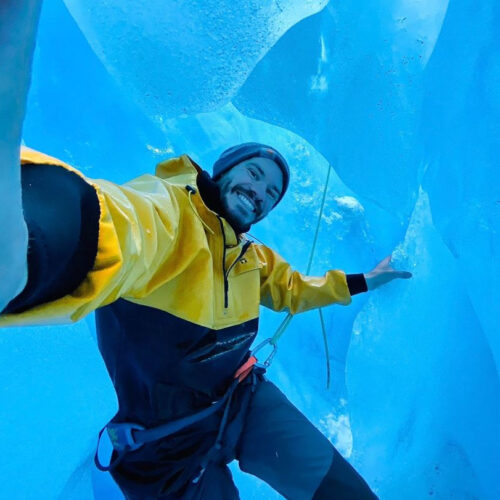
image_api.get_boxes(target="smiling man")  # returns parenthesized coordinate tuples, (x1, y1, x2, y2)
(212, 144, 288, 231)
(1, 140, 413, 499)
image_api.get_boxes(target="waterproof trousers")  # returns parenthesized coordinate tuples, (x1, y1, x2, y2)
(112, 379, 378, 500)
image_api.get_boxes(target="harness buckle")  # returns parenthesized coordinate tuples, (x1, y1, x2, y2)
(106, 422, 146, 452)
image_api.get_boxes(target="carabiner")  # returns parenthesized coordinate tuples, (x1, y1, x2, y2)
(250, 338, 278, 368)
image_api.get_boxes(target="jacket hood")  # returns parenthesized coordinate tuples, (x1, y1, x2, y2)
(155, 155, 251, 235)
(155, 155, 201, 184)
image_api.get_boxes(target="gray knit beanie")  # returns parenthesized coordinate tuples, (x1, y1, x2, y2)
(212, 142, 290, 205)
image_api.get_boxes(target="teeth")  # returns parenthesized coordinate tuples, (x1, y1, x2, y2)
(237, 192, 254, 212)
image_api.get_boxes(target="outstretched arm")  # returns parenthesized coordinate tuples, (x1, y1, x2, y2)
(255, 245, 412, 314)
(255, 244, 354, 314)
(0, 0, 43, 311)
(1, 149, 186, 326)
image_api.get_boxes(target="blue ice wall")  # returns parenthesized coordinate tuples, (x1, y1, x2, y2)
(1, 0, 499, 498)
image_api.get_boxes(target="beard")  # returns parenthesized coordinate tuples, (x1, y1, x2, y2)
(219, 192, 252, 234)
(197, 172, 252, 234)
(217, 179, 254, 234)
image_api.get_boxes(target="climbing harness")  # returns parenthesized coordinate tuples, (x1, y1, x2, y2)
(94, 353, 264, 473)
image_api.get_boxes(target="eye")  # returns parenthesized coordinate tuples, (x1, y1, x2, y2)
(248, 168, 257, 178)
(267, 189, 278, 201)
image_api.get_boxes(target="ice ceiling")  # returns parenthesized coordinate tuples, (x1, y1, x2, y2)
(1, 0, 498, 498)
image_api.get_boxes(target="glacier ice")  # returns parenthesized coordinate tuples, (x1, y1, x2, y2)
(62, 0, 328, 117)
(0, 0, 42, 312)
(0, 320, 116, 498)
(348, 188, 500, 497)
(234, 0, 449, 221)
(0, 158, 28, 313)
(0, 0, 498, 498)
(420, 0, 500, 376)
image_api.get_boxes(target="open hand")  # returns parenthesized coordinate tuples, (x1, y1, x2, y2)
(364, 255, 412, 291)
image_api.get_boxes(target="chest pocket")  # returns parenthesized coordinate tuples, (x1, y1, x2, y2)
(231, 245, 263, 276)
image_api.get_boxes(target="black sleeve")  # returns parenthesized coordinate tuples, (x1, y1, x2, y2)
(346, 273, 368, 296)
(2, 163, 100, 314)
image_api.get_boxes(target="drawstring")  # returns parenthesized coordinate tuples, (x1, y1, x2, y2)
(186, 186, 215, 235)
(246, 232, 266, 245)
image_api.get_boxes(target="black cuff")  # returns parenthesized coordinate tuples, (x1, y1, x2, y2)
(3, 163, 99, 314)
(346, 273, 368, 296)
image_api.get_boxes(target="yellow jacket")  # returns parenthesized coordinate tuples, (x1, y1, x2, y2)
(0, 147, 352, 329)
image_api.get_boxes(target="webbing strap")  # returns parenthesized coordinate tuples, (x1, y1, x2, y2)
(192, 368, 262, 485)
(95, 382, 237, 473)
(135, 391, 233, 445)
(234, 355, 257, 382)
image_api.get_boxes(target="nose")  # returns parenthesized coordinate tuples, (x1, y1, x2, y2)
(248, 185, 266, 212)
(252, 181, 267, 202)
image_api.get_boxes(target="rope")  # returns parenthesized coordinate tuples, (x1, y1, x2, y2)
(270, 163, 333, 389)
(319, 308, 330, 389)
(246, 232, 266, 246)
(306, 163, 332, 275)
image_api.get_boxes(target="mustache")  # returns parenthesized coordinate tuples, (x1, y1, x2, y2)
(230, 186, 262, 216)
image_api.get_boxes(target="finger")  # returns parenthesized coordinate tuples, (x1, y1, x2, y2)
(394, 271, 412, 279)
(380, 255, 392, 267)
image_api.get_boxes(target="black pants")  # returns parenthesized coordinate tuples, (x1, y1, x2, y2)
(112, 380, 378, 500)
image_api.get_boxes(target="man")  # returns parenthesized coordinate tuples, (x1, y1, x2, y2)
(1, 143, 411, 499)
(1, 3, 412, 498)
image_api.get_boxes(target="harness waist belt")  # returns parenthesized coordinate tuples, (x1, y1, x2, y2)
(94, 356, 260, 472)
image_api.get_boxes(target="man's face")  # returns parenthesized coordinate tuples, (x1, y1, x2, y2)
(216, 157, 284, 228)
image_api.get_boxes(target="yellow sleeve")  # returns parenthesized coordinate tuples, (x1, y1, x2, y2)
(254, 244, 352, 315)
(0, 148, 184, 327)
